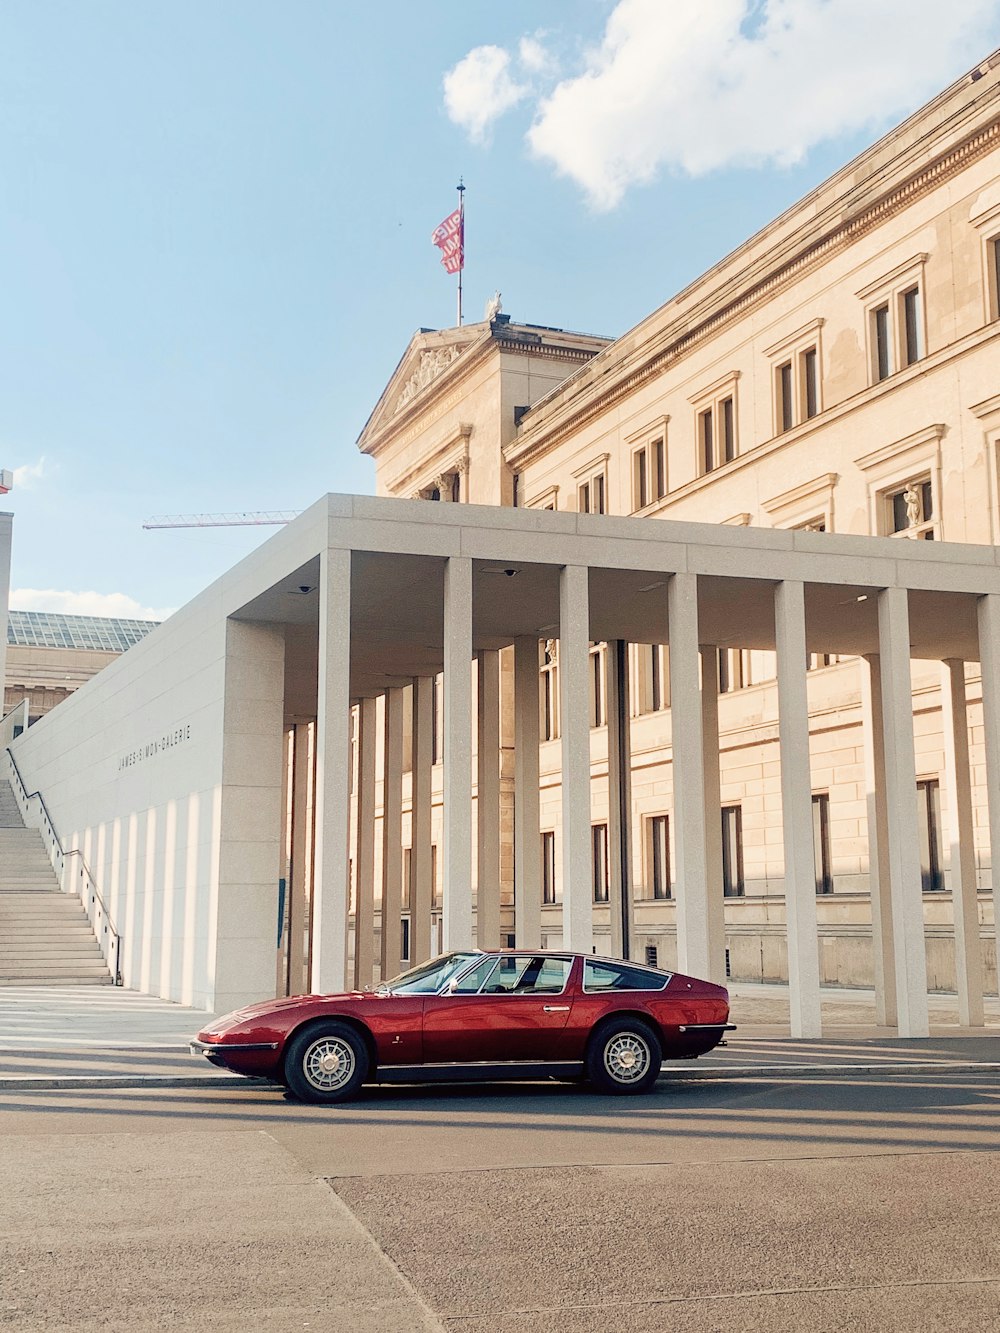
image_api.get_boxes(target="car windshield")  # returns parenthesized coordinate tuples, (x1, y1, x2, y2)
(382, 952, 483, 995)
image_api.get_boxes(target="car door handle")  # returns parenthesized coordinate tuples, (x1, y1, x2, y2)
(543, 1005, 570, 1012)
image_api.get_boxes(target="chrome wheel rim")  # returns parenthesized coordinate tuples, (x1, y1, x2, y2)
(302, 1036, 356, 1092)
(604, 1032, 651, 1084)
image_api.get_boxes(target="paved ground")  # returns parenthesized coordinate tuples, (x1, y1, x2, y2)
(2, 984, 999, 1330)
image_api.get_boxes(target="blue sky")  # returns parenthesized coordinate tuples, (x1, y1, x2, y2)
(3, 1, 998, 618)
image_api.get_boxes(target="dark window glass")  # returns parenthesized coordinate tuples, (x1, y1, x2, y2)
(778, 362, 793, 432)
(584, 959, 669, 992)
(892, 489, 910, 533)
(903, 287, 921, 365)
(592, 823, 609, 903)
(651, 814, 670, 900)
(651, 645, 664, 712)
(804, 348, 819, 418)
(812, 793, 833, 894)
(875, 304, 891, 380)
(594, 474, 606, 515)
(917, 780, 944, 891)
(722, 805, 744, 897)
(993, 237, 1000, 320)
(653, 438, 666, 498)
(542, 831, 557, 905)
(634, 449, 648, 509)
(701, 409, 714, 473)
(590, 648, 604, 728)
(921, 480, 933, 521)
(579, 481, 590, 514)
(400, 917, 410, 962)
(721, 396, 735, 462)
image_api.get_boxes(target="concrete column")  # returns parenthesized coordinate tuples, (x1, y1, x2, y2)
(668, 573, 712, 980)
(476, 650, 502, 948)
(513, 637, 542, 948)
(698, 644, 726, 983)
(288, 722, 312, 996)
(410, 676, 434, 965)
(977, 593, 1000, 1005)
(774, 579, 822, 1038)
(940, 660, 984, 1026)
(860, 655, 898, 1027)
(606, 640, 633, 960)
(217, 619, 286, 1012)
(353, 695, 378, 989)
(559, 565, 593, 951)
(443, 556, 473, 950)
(877, 587, 929, 1037)
(311, 546, 352, 996)
(380, 687, 405, 981)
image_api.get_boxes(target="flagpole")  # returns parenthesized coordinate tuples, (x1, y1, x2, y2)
(456, 178, 465, 326)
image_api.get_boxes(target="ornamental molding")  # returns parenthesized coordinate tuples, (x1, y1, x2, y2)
(505, 116, 1000, 470)
(396, 345, 463, 410)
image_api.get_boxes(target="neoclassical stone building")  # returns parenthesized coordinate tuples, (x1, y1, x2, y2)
(357, 50, 1000, 1001)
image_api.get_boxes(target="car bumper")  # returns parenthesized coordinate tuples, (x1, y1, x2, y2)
(190, 1039, 279, 1067)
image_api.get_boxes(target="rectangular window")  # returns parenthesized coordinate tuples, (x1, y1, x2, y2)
(993, 236, 1000, 321)
(721, 396, 735, 462)
(803, 347, 819, 418)
(902, 286, 922, 365)
(542, 831, 557, 905)
(592, 823, 609, 903)
(701, 408, 714, 474)
(650, 643, 664, 712)
(590, 644, 605, 728)
(633, 449, 648, 510)
(650, 814, 670, 900)
(431, 675, 442, 764)
(721, 806, 744, 897)
(541, 643, 559, 741)
(653, 437, 666, 499)
(579, 480, 590, 514)
(874, 303, 891, 381)
(917, 779, 944, 891)
(431, 844, 440, 909)
(400, 916, 410, 963)
(812, 794, 833, 894)
(778, 362, 793, 433)
(593, 473, 606, 514)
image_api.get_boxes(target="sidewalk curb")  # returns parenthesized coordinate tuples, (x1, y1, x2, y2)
(1, 1061, 998, 1091)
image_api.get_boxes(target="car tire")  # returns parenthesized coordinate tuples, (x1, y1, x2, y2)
(284, 1022, 369, 1104)
(586, 1017, 662, 1095)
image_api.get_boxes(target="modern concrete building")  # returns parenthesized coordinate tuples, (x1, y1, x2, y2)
(3, 52, 1000, 1034)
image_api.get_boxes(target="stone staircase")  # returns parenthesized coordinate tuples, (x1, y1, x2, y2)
(0, 779, 112, 985)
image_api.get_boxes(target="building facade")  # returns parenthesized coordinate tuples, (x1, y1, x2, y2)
(3, 53, 1000, 1033)
(357, 51, 1000, 999)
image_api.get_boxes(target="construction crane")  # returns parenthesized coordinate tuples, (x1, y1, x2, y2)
(142, 511, 300, 530)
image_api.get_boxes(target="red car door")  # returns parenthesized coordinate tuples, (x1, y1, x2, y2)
(422, 954, 578, 1063)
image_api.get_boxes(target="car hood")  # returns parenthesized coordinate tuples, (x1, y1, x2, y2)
(200, 990, 376, 1036)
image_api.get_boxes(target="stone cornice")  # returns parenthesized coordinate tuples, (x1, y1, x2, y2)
(505, 113, 1000, 472)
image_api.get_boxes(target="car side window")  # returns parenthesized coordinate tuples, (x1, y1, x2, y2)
(451, 956, 500, 993)
(481, 956, 571, 995)
(584, 960, 670, 992)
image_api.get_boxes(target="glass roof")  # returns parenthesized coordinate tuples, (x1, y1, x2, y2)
(6, 610, 160, 652)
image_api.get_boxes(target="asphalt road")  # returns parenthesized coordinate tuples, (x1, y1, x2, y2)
(2, 1069, 999, 1331)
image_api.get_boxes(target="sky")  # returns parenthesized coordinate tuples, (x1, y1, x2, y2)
(3, 0, 999, 620)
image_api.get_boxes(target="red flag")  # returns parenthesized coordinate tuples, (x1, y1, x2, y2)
(432, 208, 463, 274)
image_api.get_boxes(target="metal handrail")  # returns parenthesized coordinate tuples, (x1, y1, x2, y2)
(3, 745, 123, 985)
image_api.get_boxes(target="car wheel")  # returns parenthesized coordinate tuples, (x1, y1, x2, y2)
(284, 1022, 369, 1104)
(586, 1017, 662, 1095)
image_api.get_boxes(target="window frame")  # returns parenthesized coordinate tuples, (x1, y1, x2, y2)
(968, 193, 1000, 324)
(592, 822, 610, 904)
(917, 778, 944, 892)
(645, 812, 671, 901)
(541, 830, 557, 905)
(573, 453, 610, 515)
(855, 424, 944, 543)
(764, 318, 825, 435)
(689, 371, 740, 475)
(812, 793, 833, 895)
(856, 254, 928, 386)
(721, 805, 745, 898)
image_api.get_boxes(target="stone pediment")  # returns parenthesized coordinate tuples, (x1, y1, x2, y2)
(358, 323, 489, 452)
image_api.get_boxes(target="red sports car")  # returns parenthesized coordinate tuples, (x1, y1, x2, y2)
(191, 949, 733, 1103)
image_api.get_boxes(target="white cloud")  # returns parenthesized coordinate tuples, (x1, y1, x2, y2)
(448, 0, 1000, 209)
(10, 588, 174, 621)
(443, 44, 529, 143)
(518, 34, 556, 77)
(12, 457, 52, 490)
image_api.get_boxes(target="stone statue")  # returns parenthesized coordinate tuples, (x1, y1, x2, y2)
(485, 291, 503, 322)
